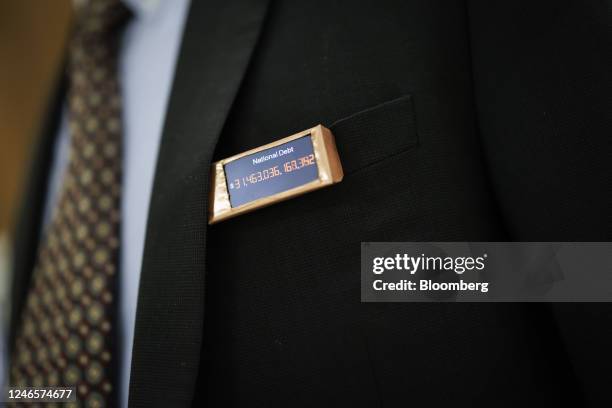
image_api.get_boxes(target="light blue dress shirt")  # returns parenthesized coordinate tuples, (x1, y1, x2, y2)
(1, 1, 190, 406)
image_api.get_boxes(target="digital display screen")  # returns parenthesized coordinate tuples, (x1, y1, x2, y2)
(224, 136, 319, 208)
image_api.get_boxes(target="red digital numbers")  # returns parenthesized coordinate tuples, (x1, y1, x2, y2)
(230, 154, 315, 190)
(284, 154, 315, 173)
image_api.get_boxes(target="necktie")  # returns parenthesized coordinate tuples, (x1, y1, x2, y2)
(10, 1, 131, 407)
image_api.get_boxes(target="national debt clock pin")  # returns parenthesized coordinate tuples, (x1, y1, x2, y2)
(208, 125, 343, 224)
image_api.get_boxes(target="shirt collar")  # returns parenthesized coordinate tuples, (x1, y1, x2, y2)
(122, 0, 162, 19)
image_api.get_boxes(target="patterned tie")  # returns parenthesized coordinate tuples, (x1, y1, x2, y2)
(10, 1, 131, 407)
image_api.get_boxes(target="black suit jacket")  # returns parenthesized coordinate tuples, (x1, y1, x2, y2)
(10, 0, 612, 406)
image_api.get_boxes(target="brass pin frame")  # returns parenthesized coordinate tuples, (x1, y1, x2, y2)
(208, 125, 343, 224)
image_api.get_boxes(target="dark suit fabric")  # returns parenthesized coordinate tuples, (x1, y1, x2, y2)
(200, 0, 582, 406)
(469, 1, 612, 406)
(10, 0, 611, 407)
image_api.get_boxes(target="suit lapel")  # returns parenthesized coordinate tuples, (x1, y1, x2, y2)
(128, 0, 269, 406)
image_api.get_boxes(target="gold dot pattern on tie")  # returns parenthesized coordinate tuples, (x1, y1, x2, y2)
(10, 1, 131, 407)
